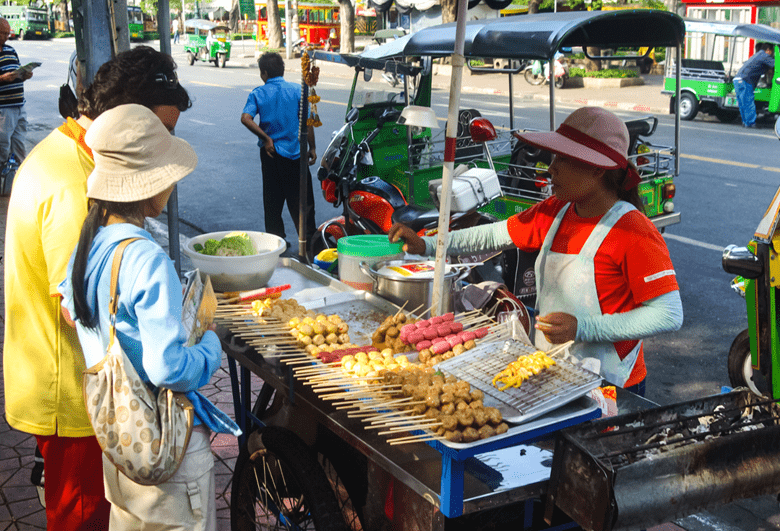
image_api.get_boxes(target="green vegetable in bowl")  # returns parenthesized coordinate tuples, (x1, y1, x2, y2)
(193, 232, 257, 257)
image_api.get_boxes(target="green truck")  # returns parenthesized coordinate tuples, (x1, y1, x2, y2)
(663, 18, 780, 129)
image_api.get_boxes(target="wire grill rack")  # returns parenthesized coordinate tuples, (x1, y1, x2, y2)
(437, 340, 603, 424)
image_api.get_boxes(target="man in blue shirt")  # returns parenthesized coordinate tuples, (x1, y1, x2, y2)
(0, 18, 33, 169)
(241, 52, 317, 249)
(733, 43, 775, 128)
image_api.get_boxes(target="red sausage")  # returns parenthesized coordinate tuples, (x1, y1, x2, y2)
(431, 336, 448, 345)
(416, 340, 432, 351)
(408, 331, 425, 345)
(447, 336, 462, 348)
(442, 312, 455, 322)
(416, 320, 431, 329)
(475, 327, 489, 339)
(462, 331, 476, 342)
(431, 341, 450, 355)
(423, 327, 439, 340)
(401, 323, 417, 335)
(449, 322, 464, 334)
(436, 323, 450, 337)
(430, 316, 444, 325)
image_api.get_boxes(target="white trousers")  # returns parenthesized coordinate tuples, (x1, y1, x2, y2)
(0, 105, 26, 163)
(102, 425, 217, 531)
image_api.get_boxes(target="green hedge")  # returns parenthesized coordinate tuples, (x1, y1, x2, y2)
(54, 31, 74, 38)
(569, 67, 639, 78)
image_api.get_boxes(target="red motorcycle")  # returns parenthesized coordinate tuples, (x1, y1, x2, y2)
(313, 107, 495, 259)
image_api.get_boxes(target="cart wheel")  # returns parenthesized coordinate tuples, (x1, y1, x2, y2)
(218, 54, 227, 68)
(318, 454, 364, 531)
(727, 329, 769, 396)
(187, 51, 195, 66)
(774, 115, 780, 140)
(524, 67, 544, 86)
(231, 426, 348, 531)
(678, 92, 699, 121)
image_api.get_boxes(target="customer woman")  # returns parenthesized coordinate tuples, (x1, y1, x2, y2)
(59, 104, 240, 530)
(389, 107, 683, 395)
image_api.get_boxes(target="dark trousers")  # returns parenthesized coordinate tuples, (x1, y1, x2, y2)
(260, 148, 317, 243)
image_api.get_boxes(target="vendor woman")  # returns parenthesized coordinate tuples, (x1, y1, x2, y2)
(389, 107, 683, 396)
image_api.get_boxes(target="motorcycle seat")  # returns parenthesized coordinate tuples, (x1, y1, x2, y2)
(392, 204, 440, 232)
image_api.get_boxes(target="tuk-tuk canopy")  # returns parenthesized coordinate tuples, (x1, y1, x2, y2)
(184, 18, 229, 32)
(366, 10, 684, 61)
(683, 18, 780, 45)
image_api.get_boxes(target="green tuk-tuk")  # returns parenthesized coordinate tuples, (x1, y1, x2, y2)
(662, 18, 780, 127)
(183, 19, 232, 68)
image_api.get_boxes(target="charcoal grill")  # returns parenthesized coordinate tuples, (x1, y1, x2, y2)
(544, 389, 780, 531)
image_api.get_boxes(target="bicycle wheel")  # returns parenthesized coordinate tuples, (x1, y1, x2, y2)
(231, 426, 348, 531)
(524, 67, 544, 86)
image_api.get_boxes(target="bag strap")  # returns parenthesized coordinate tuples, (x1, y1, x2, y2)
(108, 238, 142, 346)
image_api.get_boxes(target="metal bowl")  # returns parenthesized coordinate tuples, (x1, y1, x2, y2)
(183, 231, 286, 292)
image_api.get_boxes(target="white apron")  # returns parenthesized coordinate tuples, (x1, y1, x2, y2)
(534, 200, 641, 387)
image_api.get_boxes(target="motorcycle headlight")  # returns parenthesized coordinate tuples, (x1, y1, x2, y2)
(319, 123, 350, 176)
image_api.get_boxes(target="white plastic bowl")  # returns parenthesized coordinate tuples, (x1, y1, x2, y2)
(183, 231, 286, 292)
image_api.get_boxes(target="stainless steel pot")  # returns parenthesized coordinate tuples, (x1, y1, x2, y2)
(359, 260, 471, 317)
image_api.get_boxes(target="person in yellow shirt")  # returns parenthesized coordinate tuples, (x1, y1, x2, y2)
(3, 46, 192, 531)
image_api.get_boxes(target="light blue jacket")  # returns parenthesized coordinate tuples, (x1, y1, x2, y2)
(59, 223, 240, 436)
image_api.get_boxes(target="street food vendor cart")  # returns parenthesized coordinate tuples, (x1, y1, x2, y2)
(209, 10, 780, 531)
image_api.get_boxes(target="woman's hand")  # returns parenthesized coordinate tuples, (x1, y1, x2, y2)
(535, 312, 577, 345)
(389, 223, 426, 255)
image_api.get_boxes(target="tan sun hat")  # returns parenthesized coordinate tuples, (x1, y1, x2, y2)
(85, 103, 197, 202)
(514, 106, 641, 190)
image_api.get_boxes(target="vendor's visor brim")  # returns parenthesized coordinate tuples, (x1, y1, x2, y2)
(514, 130, 621, 170)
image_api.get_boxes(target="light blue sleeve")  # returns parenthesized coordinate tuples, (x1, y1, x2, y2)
(422, 219, 515, 256)
(575, 290, 683, 343)
(126, 249, 222, 393)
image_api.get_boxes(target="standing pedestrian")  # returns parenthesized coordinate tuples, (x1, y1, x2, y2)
(172, 16, 180, 44)
(390, 107, 683, 395)
(733, 42, 775, 128)
(241, 51, 317, 250)
(0, 17, 33, 170)
(4, 46, 192, 531)
(60, 103, 239, 531)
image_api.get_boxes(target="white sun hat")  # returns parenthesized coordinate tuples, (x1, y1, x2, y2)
(85, 103, 197, 202)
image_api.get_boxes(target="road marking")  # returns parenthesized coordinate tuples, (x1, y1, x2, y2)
(681, 153, 759, 169)
(188, 80, 231, 88)
(664, 233, 724, 252)
(189, 119, 216, 126)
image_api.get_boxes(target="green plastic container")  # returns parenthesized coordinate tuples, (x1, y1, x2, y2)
(337, 235, 404, 291)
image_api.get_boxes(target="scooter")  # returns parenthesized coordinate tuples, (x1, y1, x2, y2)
(523, 57, 569, 89)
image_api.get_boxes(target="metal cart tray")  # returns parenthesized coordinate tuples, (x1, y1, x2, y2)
(436, 339, 603, 425)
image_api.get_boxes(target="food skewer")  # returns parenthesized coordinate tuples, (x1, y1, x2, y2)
(547, 340, 575, 358)
(387, 433, 442, 445)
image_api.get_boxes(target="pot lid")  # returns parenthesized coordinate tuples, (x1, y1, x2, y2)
(337, 234, 403, 258)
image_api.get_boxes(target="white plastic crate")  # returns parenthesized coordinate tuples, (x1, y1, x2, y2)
(429, 167, 502, 212)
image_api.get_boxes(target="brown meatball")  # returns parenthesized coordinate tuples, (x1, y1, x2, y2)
(440, 414, 458, 431)
(435, 426, 446, 436)
(495, 422, 509, 434)
(401, 384, 416, 397)
(418, 349, 432, 364)
(386, 326, 399, 338)
(456, 401, 469, 411)
(456, 381, 471, 393)
(440, 402, 456, 416)
(412, 403, 427, 415)
(456, 410, 474, 428)
(445, 375, 458, 384)
(445, 430, 463, 443)
(473, 408, 488, 427)
(478, 425, 496, 440)
(464, 339, 477, 350)
(454, 388, 471, 402)
(470, 389, 484, 402)
(440, 392, 455, 405)
(486, 407, 503, 425)
(425, 393, 441, 409)
(462, 427, 480, 443)
(469, 400, 484, 410)
(413, 386, 428, 401)
(442, 383, 457, 395)
(424, 407, 441, 420)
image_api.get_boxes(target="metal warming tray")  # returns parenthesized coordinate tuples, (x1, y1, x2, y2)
(545, 389, 780, 531)
(436, 339, 603, 424)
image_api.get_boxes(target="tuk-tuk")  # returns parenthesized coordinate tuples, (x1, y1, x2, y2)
(313, 10, 685, 302)
(183, 19, 232, 68)
(662, 18, 780, 128)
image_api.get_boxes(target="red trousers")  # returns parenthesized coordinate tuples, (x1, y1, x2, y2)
(35, 434, 110, 531)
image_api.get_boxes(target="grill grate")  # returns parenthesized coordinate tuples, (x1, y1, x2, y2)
(437, 340, 602, 423)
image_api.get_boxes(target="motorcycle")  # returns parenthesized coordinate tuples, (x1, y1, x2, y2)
(313, 106, 497, 260)
(523, 56, 569, 89)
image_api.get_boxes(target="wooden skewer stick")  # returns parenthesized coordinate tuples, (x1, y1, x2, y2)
(366, 414, 428, 427)
(377, 422, 441, 435)
(547, 340, 575, 358)
(388, 434, 441, 445)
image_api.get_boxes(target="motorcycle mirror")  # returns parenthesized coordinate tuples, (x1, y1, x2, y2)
(469, 117, 497, 143)
(346, 107, 360, 124)
(722, 245, 764, 279)
(364, 68, 373, 82)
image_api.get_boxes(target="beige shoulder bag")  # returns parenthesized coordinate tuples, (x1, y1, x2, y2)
(83, 237, 194, 486)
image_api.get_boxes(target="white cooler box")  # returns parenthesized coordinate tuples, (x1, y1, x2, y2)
(428, 167, 502, 213)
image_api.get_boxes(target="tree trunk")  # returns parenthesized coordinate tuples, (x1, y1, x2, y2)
(584, 47, 601, 71)
(266, 0, 283, 49)
(528, 0, 541, 14)
(441, 0, 457, 24)
(339, 0, 354, 53)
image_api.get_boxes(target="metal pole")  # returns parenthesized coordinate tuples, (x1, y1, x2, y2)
(298, 58, 310, 263)
(431, 0, 468, 317)
(76, 0, 113, 84)
(158, 0, 171, 55)
(285, 0, 291, 59)
(674, 45, 681, 176)
(548, 57, 555, 130)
